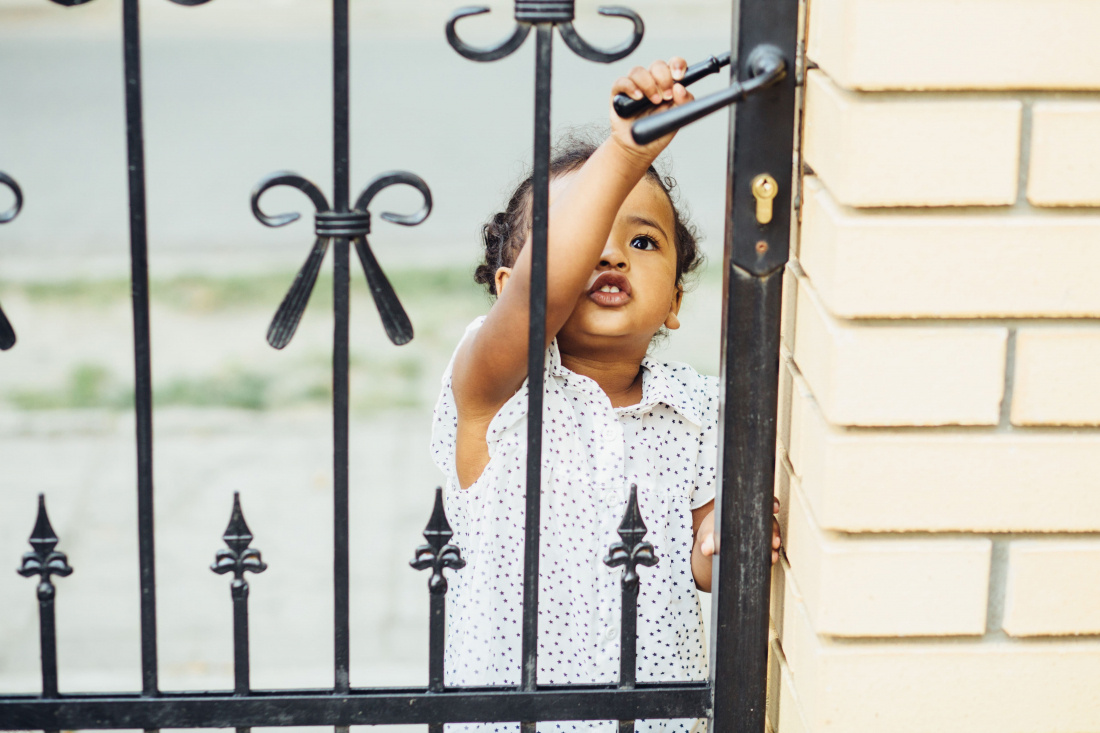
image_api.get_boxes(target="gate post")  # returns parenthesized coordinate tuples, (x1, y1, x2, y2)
(709, 1, 799, 731)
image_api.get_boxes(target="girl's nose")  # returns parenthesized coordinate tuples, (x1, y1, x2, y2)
(598, 238, 629, 270)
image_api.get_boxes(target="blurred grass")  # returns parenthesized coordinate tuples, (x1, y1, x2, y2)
(11, 267, 477, 312)
(2, 266, 488, 414)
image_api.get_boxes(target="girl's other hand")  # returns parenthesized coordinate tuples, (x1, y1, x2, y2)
(609, 57, 694, 166)
(699, 498, 783, 565)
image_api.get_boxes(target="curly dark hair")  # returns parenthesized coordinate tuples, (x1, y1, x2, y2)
(475, 136, 702, 296)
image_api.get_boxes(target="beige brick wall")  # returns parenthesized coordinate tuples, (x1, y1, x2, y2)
(772, 2, 1100, 730)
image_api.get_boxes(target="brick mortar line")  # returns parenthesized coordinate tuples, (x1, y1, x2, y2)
(800, 70, 1100, 102)
(1016, 101, 1035, 205)
(998, 329, 1018, 429)
(985, 539, 1010, 634)
(821, 632, 1100, 647)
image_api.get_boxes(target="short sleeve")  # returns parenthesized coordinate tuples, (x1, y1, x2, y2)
(690, 375, 720, 510)
(429, 317, 486, 485)
(430, 316, 532, 485)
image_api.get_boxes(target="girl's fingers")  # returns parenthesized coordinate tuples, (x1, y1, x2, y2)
(701, 534, 714, 556)
(672, 83, 693, 106)
(612, 76, 645, 101)
(774, 498, 780, 514)
(773, 518, 782, 549)
(670, 56, 687, 81)
(772, 550, 779, 565)
(649, 59, 674, 100)
(628, 65, 662, 105)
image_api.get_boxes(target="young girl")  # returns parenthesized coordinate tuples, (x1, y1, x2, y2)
(431, 57, 781, 729)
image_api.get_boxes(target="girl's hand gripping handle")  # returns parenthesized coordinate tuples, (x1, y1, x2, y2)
(609, 58, 696, 168)
(612, 51, 731, 119)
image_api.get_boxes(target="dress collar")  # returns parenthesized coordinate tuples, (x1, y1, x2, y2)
(546, 338, 703, 427)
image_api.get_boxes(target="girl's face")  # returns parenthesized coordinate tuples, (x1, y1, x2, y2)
(556, 175, 682, 357)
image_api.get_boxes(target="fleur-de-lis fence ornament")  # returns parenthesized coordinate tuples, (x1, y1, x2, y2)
(412, 487, 465, 695)
(17, 494, 73, 700)
(250, 171, 431, 349)
(0, 172, 24, 351)
(604, 484, 657, 697)
(411, 488, 466, 593)
(604, 484, 658, 588)
(18, 494, 73, 600)
(211, 492, 268, 588)
(211, 492, 266, 697)
(447, 0, 643, 63)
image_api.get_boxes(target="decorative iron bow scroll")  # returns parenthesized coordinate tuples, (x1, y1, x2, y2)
(251, 170, 431, 348)
(447, 0, 643, 63)
(47, 0, 213, 5)
(0, 172, 23, 351)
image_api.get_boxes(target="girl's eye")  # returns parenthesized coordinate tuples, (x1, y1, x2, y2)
(630, 235, 658, 251)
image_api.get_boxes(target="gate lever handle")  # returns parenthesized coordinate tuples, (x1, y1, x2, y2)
(612, 51, 731, 119)
(630, 45, 786, 145)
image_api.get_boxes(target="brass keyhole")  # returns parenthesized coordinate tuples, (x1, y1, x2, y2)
(751, 174, 778, 225)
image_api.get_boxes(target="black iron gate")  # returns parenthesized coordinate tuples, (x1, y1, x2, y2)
(0, 0, 798, 731)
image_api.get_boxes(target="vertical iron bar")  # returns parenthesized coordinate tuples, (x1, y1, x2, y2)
(122, 0, 159, 701)
(38, 592, 58, 698)
(232, 582, 250, 695)
(331, 0, 352, 704)
(232, 581, 250, 733)
(428, 593, 445, 692)
(619, 585, 637, 690)
(616, 581, 638, 733)
(710, 1, 798, 732)
(521, 23, 553, 699)
(38, 587, 60, 733)
(710, 269, 782, 731)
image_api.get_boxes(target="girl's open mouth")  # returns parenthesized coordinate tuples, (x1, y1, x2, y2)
(587, 272, 632, 307)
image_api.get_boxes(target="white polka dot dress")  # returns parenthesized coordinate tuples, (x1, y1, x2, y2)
(431, 318, 717, 733)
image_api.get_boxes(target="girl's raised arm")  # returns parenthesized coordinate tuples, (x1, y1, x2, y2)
(452, 58, 693, 418)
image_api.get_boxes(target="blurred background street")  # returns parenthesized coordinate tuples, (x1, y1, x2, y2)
(0, 0, 730, 705)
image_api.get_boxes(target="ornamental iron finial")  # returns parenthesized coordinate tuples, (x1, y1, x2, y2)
(411, 488, 466, 594)
(18, 495, 73, 595)
(211, 493, 267, 583)
(604, 483, 658, 587)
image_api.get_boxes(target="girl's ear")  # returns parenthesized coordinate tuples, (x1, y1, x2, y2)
(494, 266, 513, 297)
(664, 286, 683, 331)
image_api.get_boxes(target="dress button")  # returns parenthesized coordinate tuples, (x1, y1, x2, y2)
(603, 426, 617, 441)
(603, 491, 617, 504)
(604, 625, 618, 642)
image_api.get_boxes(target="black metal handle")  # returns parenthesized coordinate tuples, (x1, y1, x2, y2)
(630, 46, 785, 145)
(612, 51, 731, 118)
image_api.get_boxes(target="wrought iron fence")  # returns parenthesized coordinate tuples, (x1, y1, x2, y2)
(0, 0, 798, 731)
